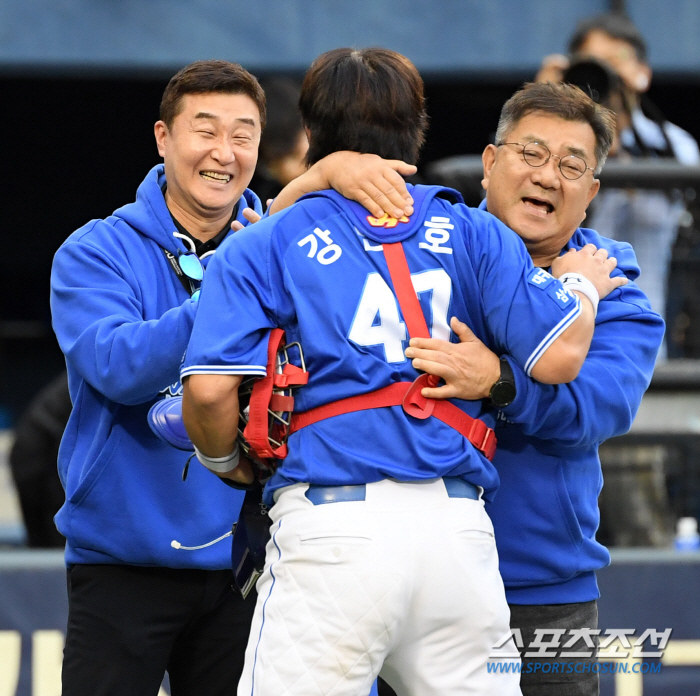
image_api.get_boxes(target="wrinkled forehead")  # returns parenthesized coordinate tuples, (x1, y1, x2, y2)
(176, 91, 261, 126)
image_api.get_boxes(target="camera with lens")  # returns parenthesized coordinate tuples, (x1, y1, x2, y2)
(563, 56, 624, 107)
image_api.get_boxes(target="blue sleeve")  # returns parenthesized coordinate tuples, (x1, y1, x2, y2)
(182, 219, 282, 378)
(50, 227, 198, 406)
(453, 206, 582, 375)
(500, 282, 665, 446)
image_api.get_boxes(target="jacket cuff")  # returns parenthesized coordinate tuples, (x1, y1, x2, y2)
(500, 355, 531, 419)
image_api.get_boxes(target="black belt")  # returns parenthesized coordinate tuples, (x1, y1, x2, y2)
(305, 477, 480, 505)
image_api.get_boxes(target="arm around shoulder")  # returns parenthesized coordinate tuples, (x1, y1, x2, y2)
(503, 285, 665, 446)
(532, 244, 631, 383)
(269, 151, 416, 218)
(529, 293, 596, 384)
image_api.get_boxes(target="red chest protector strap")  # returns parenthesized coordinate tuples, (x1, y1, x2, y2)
(289, 241, 497, 461)
(244, 328, 309, 460)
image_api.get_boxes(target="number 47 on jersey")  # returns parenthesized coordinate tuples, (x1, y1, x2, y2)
(349, 269, 452, 363)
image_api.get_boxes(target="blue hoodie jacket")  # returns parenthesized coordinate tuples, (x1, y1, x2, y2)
(50, 164, 262, 569)
(478, 201, 665, 604)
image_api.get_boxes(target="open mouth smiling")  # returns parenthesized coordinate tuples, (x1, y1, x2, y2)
(200, 171, 232, 183)
(522, 196, 554, 214)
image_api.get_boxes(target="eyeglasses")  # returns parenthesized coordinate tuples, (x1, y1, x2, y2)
(498, 142, 595, 180)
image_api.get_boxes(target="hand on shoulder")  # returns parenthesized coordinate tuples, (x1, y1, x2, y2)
(551, 244, 629, 300)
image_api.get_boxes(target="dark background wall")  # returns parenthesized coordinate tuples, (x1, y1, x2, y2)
(4, 72, 699, 321)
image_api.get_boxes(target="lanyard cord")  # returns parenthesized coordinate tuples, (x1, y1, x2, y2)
(161, 247, 197, 297)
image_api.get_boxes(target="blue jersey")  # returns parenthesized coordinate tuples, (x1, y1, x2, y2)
(183, 185, 582, 505)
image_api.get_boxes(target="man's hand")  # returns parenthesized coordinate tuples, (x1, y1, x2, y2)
(231, 207, 263, 232)
(315, 151, 416, 219)
(404, 317, 501, 400)
(269, 151, 417, 218)
(535, 54, 570, 84)
(551, 244, 629, 300)
(239, 152, 416, 221)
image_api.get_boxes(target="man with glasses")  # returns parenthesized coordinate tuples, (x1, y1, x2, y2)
(499, 141, 595, 180)
(406, 82, 664, 695)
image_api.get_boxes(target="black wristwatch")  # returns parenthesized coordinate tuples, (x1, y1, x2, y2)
(489, 358, 517, 408)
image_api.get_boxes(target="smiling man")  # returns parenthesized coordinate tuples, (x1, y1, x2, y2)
(405, 82, 664, 695)
(50, 60, 266, 696)
(154, 90, 261, 237)
(50, 59, 415, 696)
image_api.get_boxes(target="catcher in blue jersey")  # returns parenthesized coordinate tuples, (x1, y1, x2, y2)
(181, 48, 626, 696)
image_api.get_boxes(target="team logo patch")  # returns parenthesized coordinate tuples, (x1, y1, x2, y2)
(547, 280, 576, 309)
(528, 268, 554, 289)
(159, 380, 183, 397)
(366, 213, 410, 228)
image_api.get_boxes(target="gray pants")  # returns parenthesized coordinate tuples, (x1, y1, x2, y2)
(510, 600, 599, 696)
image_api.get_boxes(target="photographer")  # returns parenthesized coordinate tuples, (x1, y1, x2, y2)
(538, 13, 700, 357)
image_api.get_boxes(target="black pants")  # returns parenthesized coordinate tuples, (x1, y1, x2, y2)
(62, 564, 256, 696)
(510, 600, 599, 696)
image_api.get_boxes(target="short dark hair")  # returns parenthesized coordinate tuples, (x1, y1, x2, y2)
(568, 13, 647, 63)
(160, 60, 266, 130)
(299, 48, 428, 166)
(495, 82, 616, 174)
(258, 77, 304, 164)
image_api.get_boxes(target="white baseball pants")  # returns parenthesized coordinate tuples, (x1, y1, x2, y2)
(237, 478, 522, 696)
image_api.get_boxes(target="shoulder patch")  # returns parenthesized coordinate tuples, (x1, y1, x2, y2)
(547, 280, 577, 309)
(528, 268, 555, 289)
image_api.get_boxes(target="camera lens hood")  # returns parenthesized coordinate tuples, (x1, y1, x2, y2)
(563, 57, 622, 105)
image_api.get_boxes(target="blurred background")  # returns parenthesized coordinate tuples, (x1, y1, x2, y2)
(1, 1, 700, 694)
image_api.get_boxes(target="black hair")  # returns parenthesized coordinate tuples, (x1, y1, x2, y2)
(160, 60, 266, 130)
(299, 48, 428, 166)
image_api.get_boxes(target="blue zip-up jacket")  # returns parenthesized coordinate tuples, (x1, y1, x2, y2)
(479, 201, 665, 604)
(50, 164, 262, 569)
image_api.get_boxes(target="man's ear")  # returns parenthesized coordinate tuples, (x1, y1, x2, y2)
(154, 121, 168, 158)
(481, 144, 498, 191)
(586, 177, 601, 208)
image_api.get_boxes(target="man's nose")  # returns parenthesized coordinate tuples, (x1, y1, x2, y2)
(530, 157, 561, 189)
(212, 137, 235, 164)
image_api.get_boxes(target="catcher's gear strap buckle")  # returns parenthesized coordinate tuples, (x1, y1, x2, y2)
(289, 241, 497, 461)
(243, 328, 309, 460)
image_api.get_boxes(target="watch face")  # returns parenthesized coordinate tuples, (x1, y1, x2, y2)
(491, 380, 516, 407)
